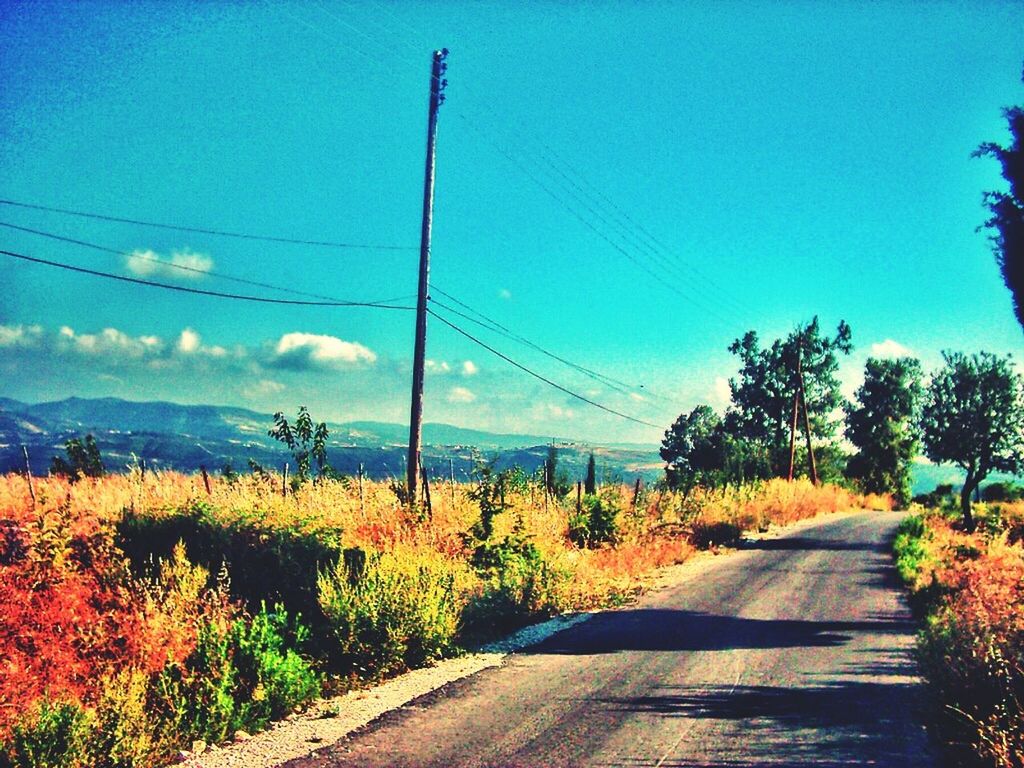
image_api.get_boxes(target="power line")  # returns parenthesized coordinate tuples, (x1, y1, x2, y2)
(0, 199, 417, 251)
(429, 290, 684, 413)
(430, 289, 640, 394)
(0, 248, 415, 309)
(276, 5, 743, 323)
(0, 220, 415, 306)
(453, 114, 738, 327)
(427, 308, 662, 430)
(252, 4, 755, 324)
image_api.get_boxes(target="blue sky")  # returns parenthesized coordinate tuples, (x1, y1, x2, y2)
(1, 0, 1022, 444)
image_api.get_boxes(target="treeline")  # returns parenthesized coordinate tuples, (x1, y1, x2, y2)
(660, 318, 1024, 530)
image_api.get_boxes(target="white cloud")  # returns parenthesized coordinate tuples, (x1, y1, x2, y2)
(177, 328, 201, 354)
(57, 326, 165, 358)
(870, 339, 913, 359)
(242, 379, 285, 400)
(0, 324, 43, 348)
(461, 360, 478, 376)
(447, 386, 476, 404)
(426, 359, 451, 374)
(498, 288, 512, 300)
(534, 402, 575, 420)
(629, 392, 646, 402)
(126, 249, 213, 280)
(709, 376, 732, 411)
(271, 332, 376, 370)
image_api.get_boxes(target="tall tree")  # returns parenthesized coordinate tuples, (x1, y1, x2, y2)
(584, 452, 597, 495)
(921, 351, 1024, 531)
(726, 317, 853, 476)
(975, 84, 1023, 330)
(845, 357, 923, 507)
(661, 405, 724, 492)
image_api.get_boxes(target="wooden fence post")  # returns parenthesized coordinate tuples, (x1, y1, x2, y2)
(358, 463, 365, 515)
(420, 458, 432, 518)
(21, 446, 36, 505)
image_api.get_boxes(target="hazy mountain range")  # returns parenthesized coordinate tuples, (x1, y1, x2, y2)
(0, 396, 663, 484)
(0, 396, 1003, 495)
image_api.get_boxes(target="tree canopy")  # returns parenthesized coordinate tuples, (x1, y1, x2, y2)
(725, 317, 852, 476)
(660, 406, 724, 492)
(921, 351, 1024, 530)
(845, 356, 922, 506)
(975, 88, 1024, 330)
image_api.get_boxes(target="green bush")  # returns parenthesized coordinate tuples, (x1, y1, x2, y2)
(152, 604, 320, 746)
(153, 618, 238, 745)
(317, 548, 467, 677)
(229, 604, 323, 730)
(568, 494, 620, 548)
(463, 536, 567, 640)
(893, 514, 927, 585)
(116, 503, 342, 655)
(87, 669, 162, 768)
(2, 699, 90, 768)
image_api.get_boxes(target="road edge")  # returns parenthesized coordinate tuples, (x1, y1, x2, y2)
(186, 508, 870, 768)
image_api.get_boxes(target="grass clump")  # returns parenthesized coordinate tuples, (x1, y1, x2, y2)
(317, 547, 469, 678)
(1, 699, 91, 768)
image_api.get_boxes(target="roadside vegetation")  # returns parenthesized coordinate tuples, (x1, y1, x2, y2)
(894, 499, 1024, 768)
(4, 283, 1023, 766)
(0, 466, 884, 768)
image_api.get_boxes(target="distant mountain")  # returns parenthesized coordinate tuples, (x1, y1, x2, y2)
(3, 396, 1014, 494)
(0, 396, 663, 482)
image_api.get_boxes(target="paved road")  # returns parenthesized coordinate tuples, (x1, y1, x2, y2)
(287, 511, 935, 767)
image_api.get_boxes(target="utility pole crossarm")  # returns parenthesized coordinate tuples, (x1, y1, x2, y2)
(407, 49, 449, 506)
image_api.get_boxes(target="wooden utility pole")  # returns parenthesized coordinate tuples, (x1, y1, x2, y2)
(407, 48, 449, 507)
(796, 342, 819, 485)
(787, 392, 799, 481)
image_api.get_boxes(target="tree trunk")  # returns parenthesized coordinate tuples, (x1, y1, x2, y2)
(960, 474, 977, 533)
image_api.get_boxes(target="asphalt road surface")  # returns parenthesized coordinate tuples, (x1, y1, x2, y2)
(287, 511, 935, 768)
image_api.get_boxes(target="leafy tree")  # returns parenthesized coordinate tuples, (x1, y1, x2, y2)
(50, 435, 105, 481)
(268, 406, 329, 483)
(543, 443, 571, 498)
(975, 83, 1023, 330)
(845, 357, 923, 507)
(921, 351, 1024, 531)
(468, 457, 508, 540)
(660, 405, 727, 492)
(715, 431, 772, 486)
(584, 452, 597, 495)
(726, 317, 853, 476)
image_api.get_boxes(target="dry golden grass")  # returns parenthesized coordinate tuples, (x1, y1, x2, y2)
(0, 471, 884, 611)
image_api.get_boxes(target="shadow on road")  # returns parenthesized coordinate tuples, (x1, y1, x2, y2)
(595, 681, 928, 767)
(740, 536, 891, 553)
(526, 610, 916, 655)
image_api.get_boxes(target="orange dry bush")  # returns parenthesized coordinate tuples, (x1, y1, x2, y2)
(1, 501, 143, 737)
(908, 510, 1024, 768)
(0, 478, 220, 740)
